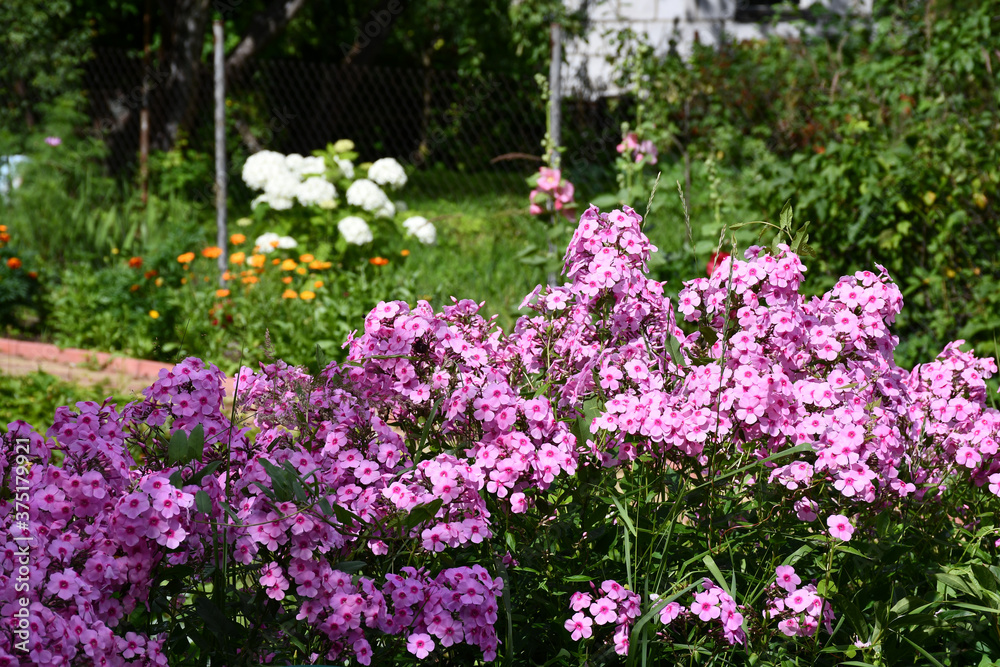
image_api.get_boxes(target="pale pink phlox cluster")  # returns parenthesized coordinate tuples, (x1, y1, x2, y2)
(529, 166, 576, 219)
(564, 579, 643, 655)
(764, 565, 835, 638)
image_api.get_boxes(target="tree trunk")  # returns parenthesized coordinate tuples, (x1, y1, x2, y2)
(225, 0, 309, 81)
(157, 0, 212, 149)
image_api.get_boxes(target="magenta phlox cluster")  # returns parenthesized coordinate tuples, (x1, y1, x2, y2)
(764, 566, 835, 638)
(564, 580, 642, 655)
(0, 411, 170, 666)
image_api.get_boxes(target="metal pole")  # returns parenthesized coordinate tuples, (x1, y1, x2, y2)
(139, 0, 151, 207)
(214, 20, 228, 284)
(548, 21, 562, 170)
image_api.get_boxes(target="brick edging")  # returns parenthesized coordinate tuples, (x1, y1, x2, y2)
(0, 337, 236, 394)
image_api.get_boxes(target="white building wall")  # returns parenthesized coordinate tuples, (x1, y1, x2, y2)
(563, 0, 872, 96)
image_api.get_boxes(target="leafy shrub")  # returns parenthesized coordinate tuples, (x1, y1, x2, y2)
(2, 202, 999, 666)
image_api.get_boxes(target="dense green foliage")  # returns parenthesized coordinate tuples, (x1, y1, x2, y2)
(615, 0, 1000, 368)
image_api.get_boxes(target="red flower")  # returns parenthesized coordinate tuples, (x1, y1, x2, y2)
(707, 252, 730, 277)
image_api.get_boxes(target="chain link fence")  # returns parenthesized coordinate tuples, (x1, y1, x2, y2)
(80, 48, 630, 205)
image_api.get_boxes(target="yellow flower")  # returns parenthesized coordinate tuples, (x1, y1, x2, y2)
(280, 259, 297, 271)
(282, 289, 298, 299)
(155, 277, 164, 287)
(247, 254, 265, 268)
(230, 251, 246, 265)
(230, 233, 246, 245)
(296, 266, 307, 275)
(216, 289, 230, 298)
(202, 246, 223, 259)
(177, 252, 195, 264)
(149, 310, 160, 319)
(313, 280, 324, 289)
(300, 290, 316, 300)
(299, 253, 315, 263)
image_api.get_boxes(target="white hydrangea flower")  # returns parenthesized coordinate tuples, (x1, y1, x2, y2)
(277, 235, 298, 249)
(334, 157, 355, 180)
(374, 200, 395, 219)
(338, 216, 374, 245)
(284, 153, 305, 175)
(367, 157, 407, 190)
(403, 216, 437, 245)
(263, 169, 299, 201)
(295, 177, 337, 207)
(251, 193, 294, 210)
(255, 232, 281, 253)
(242, 150, 287, 190)
(346, 179, 389, 212)
(299, 156, 327, 176)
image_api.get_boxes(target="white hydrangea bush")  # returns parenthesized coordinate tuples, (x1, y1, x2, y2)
(241, 141, 439, 250)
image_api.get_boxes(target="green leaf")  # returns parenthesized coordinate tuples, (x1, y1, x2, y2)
(703, 555, 732, 598)
(187, 460, 223, 488)
(564, 574, 594, 582)
(194, 490, 213, 514)
(186, 423, 205, 462)
(332, 561, 366, 574)
(936, 572, 977, 597)
(168, 429, 189, 465)
(404, 499, 444, 530)
(779, 199, 793, 233)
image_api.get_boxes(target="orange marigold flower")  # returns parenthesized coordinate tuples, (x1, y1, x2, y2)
(230, 251, 246, 265)
(242, 275, 259, 284)
(313, 280, 324, 288)
(177, 252, 195, 264)
(27, 271, 37, 279)
(272, 258, 281, 266)
(282, 276, 293, 284)
(280, 259, 297, 271)
(247, 254, 265, 268)
(181, 277, 188, 284)
(128, 256, 143, 268)
(295, 266, 307, 275)
(0, 233, 10, 243)
(308, 260, 324, 270)
(300, 290, 316, 300)
(0, 225, 6, 232)
(144, 269, 157, 279)
(282, 289, 298, 299)
(369, 257, 389, 266)
(130, 284, 140, 292)
(216, 288, 230, 298)
(230, 233, 246, 245)
(400, 249, 410, 257)
(222, 271, 232, 281)
(202, 246, 223, 259)
(299, 253, 315, 263)
(6, 257, 21, 270)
